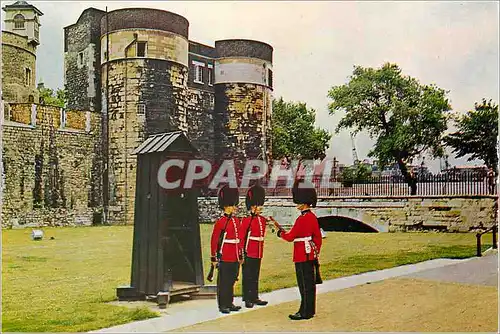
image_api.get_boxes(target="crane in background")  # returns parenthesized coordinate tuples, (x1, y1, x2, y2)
(350, 133, 360, 165)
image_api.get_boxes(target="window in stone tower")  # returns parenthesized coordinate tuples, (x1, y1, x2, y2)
(268, 69, 273, 88)
(14, 14, 25, 29)
(34, 17, 39, 39)
(25, 68, 31, 86)
(210, 94, 215, 109)
(137, 103, 146, 116)
(77, 51, 84, 67)
(137, 42, 147, 57)
(208, 64, 214, 86)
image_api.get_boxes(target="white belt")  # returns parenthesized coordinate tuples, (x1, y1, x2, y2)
(294, 236, 312, 254)
(223, 239, 239, 244)
(248, 236, 264, 242)
(294, 237, 312, 242)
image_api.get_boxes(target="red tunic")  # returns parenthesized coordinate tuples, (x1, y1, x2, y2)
(210, 215, 242, 262)
(279, 210, 322, 263)
(240, 214, 267, 259)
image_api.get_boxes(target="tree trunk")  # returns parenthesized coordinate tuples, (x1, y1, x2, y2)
(397, 159, 417, 195)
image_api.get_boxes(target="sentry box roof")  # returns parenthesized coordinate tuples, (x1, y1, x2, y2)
(132, 131, 199, 156)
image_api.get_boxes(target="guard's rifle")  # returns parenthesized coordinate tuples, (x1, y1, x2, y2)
(266, 216, 285, 234)
(206, 216, 231, 282)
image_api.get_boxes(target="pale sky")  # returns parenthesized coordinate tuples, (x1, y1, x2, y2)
(2, 1, 498, 172)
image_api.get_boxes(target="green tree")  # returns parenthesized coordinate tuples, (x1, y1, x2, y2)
(328, 63, 451, 195)
(272, 97, 331, 163)
(444, 99, 498, 172)
(37, 83, 67, 107)
(340, 163, 372, 186)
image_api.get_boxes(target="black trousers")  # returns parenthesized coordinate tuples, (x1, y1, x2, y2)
(242, 256, 262, 302)
(217, 261, 239, 309)
(295, 260, 316, 317)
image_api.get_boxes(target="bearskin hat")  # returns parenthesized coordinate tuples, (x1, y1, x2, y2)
(217, 185, 240, 209)
(245, 184, 266, 210)
(292, 179, 317, 207)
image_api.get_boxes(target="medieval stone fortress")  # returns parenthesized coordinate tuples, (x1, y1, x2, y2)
(1, 2, 273, 227)
(1, 2, 498, 332)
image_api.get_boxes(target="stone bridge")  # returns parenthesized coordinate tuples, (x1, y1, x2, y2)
(198, 195, 498, 232)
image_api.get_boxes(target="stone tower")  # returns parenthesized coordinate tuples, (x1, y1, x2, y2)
(64, 8, 106, 112)
(1, 0, 43, 103)
(2, 0, 41, 45)
(63, 6, 275, 225)
(100, 8, 190, 224)
(213, 39, 273, 170)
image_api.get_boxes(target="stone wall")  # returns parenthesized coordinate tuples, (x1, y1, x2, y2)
(98, 8, 191, 225)
(103, 58, 188, 225)
(197, 196, 498, 232)
(2, 103, 102, 228)
(185, 42, 216, 160)
(214, 83, 272, 166)
(215, 39, 273, 62)
(100, 8, 189, 39)
(186, 88, 215, 161)
(213, 39, 273, 167)
(1, 31, 39, 103)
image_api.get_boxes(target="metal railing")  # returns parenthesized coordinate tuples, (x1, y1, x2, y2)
(476, 225, 498, 257)
(199, 172, 498, 197)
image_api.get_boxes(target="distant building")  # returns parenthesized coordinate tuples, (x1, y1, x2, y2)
(441, 165, 488, 181)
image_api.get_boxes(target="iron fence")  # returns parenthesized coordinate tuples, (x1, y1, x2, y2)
(199, 173, 497, 197)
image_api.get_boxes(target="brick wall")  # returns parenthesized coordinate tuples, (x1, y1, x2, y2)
(2, 103, 102, 228)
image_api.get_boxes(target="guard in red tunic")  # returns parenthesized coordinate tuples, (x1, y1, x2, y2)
(240, 184, 269, 308)
(270, 180, 322, 320)
(210, 185, 243, 314)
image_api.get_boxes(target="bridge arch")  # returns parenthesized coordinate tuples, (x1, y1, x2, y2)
(314, 207, 385, 232)
(318, 215, 378, 233)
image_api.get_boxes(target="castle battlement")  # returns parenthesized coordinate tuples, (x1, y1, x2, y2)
(3, 102, 100, 133)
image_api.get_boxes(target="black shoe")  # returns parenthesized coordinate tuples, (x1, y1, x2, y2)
(254, 299, 268, 306)
(229, 304, 241, 311)
(288, 313, 313, 320)
(219, 308, 231, 314)
(245, 301, 254, 308)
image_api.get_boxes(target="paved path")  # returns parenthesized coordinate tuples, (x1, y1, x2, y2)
(405, 252, 498, 286)
(90, 257, 479, 333)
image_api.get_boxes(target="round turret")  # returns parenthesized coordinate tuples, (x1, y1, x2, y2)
(213, 39, 274, 167)
(100, 8, 190, 224)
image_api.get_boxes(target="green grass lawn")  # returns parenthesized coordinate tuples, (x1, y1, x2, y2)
(2, 225, 493, 332)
